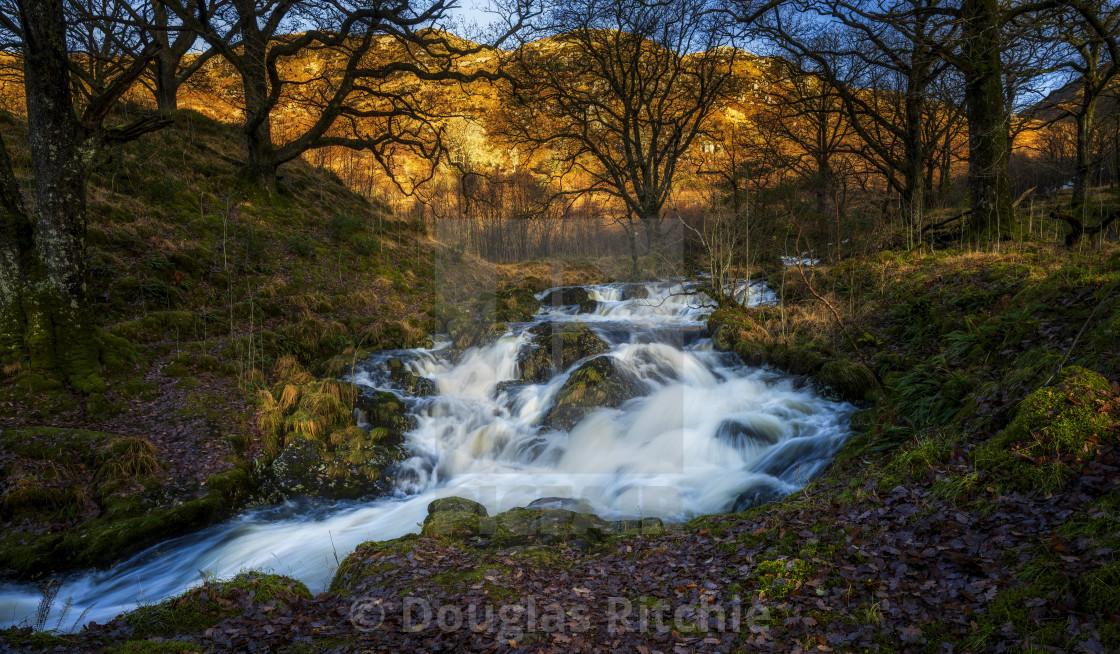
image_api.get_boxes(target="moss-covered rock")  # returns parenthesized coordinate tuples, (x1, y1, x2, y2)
(518, 322, 609, 383)
(417, 496, 661, 548)
(619, 283, 651, 300)
(973, 366, 1117, 494)
(121, 572, 310, 639)
(816, 358, 880, 404)
(541, 286, 591, 307)
(386, 357, 436, 396)
(544, 356, 643, 430)
(259, 434, 407, 501)
(708, 308, 769, 352)
(493, 287, 541, 323)
(354, 390, 414, 440)
(428, 496, 488, 515)
(444, 287, 541, 348)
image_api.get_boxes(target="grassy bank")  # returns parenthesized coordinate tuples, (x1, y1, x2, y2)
(0, 108, 438, 577)
(5, 242, 1117, 652)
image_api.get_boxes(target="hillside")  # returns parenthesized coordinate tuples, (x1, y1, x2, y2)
(0, 108, 439, 575)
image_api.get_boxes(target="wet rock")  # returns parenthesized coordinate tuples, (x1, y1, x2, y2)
(386, 358, 437, 396)
(494, 287, 542, 323)
(263, 438, 327, 498)
(544, 356, 643, 430)
(447, 316, 506, 349)
(445, 287, 540, 348)
(428, 496, 488, 516)
(729, 482, 787, 512)
(541, 286, 591, 307)
(518, 322, 609, 383)
(422, 496, 490, 539)
(620, 283, 651, 300)
(419, 496, 661, 546)
(714, 418, 782, 449)
(497, 508, 614, 545)
(354, 390, 414, 443)
(526, 497, 595, 513)
(260, 437, 407, 501)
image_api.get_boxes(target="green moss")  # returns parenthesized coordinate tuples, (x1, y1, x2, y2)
(125, 572, 310, 639)
(750, 558, 815, 601)
(708, 308, 768, 352)
(816, 358, 880, 404)
(518, 322, 608, 383)
(428, 566, 519, 601)
(493, 287, 541, 322)
(329, 534, 421, 592)
(110, 312, 203, 343)
(973, 366, 1115, 493)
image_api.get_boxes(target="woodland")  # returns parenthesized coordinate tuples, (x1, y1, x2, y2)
(0, 0, 1118, 651)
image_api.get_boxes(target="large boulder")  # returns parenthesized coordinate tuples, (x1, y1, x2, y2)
(544, 356, 643, 430)
(421, 496, 491, 539)
(714, 417, 782, 450)
(386, 358, 437, 396)
(493, 287, 541, 323)
(354, 390, 414, 443)
(418, 496, 661, 547)
(259, 436, 408, 501)
(445, 287, 540, 348)
(541, 287, 598, 314)
(619, 283, 651, 300)
(518, 322, 609, 383)
(707, 308, 768, 352)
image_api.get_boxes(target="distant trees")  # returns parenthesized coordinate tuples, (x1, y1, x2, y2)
(160, 0, 528, 190)
(753, 0, 967, 244)
(496, 0, 741, 272)
(1039, 0, 1120, 217)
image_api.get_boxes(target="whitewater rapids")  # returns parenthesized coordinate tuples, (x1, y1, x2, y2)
(0, 280, 855, 631)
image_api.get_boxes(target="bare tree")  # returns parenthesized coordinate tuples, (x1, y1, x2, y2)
(495, 0, 742, 272)
(759, 0, 959, 246)
(1036, 0, 1120, 217)
(143, 0, 219, 114)
(161, 0, 532, 190)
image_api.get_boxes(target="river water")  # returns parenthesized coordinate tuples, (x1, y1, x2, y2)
(0, 280, 855, 631)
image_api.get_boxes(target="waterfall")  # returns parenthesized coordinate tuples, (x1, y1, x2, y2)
(0, 279, 854, 631)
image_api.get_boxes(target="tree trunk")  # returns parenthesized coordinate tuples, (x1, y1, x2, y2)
(640, 210, 663, 266)
(960, 0, 1014, 243)
(1, 0, 106, 392)
(1073, 97, 1096, 218)
(239, 23, 277, 190)
(154, 51, 180, 115)
(904, 89, 926, 246)
(902, 169, 925, 246)
(22, 0, 89, 301)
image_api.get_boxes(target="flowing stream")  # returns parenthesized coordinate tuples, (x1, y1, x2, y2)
(0, 280, 856, 631)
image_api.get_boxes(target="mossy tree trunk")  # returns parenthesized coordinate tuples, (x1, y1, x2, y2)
(237, 8, 278, 191)
(1074, 97, 1096, 218)
(960, 0, 1015, 243)
(1, 0, 163, 391)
